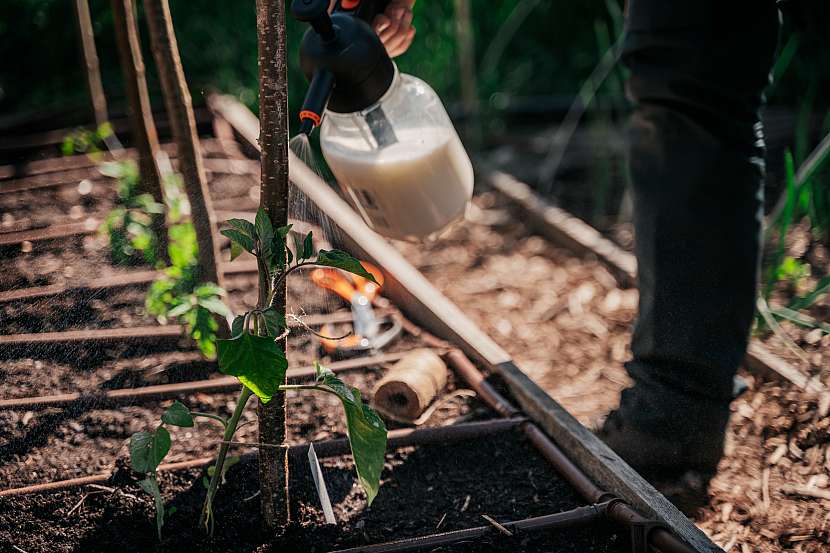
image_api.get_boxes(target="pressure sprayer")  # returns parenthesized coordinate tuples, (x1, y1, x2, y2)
(291, 0, 474, 241)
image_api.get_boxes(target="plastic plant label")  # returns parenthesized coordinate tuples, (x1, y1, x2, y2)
(307, 443, 336, 525)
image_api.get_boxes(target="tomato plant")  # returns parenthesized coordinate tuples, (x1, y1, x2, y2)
(130, 208, 388, 537)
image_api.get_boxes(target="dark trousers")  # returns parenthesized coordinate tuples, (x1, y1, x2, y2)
(618, 0, 780, 439)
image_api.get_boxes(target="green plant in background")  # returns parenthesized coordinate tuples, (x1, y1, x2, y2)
(759, 132, 830, 338)
(145, 221, 229, 358)
(61, 122, 114, 158)
(98, 159, 165, 266)
(130, 208, 387, 538)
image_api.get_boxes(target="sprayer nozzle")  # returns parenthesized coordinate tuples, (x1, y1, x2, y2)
(299, 117, 317, 136)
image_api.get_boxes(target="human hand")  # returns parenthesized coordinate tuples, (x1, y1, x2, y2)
(372, 0, 416, 58)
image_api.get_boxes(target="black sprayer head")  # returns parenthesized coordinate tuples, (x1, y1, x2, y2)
(292, 0, 394, 136)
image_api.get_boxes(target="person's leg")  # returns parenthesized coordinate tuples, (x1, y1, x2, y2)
(600, 0, 779, 474)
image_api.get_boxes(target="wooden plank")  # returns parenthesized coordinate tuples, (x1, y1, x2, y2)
(0, 146, 256, 195)
(0, 108, 215, 159)
(0, 350, 409, 411)
(0, 219, 99, 246)
(745, 342, 824, 393)
(0, 208, 259, 248)
(0, 138, 225, 180)
(0, 306, 389, 348)
(0, 261, 258, 305)
(0, 325, 184, 346)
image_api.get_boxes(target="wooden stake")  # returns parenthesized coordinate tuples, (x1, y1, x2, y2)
(74, 0, 109, 127)
(255, 0, 290, 530)
(110, 0, 167, 257)
(453, 0, 480, 146)
(142, 0, 223, 289)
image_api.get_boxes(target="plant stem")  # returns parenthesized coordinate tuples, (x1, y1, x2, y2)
(278, 384, 339, 398)
(199, 385, 252, 533)
(190, 412, 228, 427)
(271, 262, 315, 301)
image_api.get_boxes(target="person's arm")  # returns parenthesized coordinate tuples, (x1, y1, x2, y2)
(372, 0, 416, 58)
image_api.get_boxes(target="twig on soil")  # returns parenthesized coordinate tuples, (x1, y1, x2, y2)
(436, 513, 447, 530)
(762, 468, 771, 512)
(768, 443, 788, 465)
(780, 484, 830, 501)
(222, 440, 289, 449)
(481, 514, 514, 536)
(12, 546, 29, 553)
(67, 490, 107, 516)
(87, 483, 115, 493)
(460, 494, 471, 512)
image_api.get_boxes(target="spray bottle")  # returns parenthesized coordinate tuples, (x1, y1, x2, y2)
(292, 0, 474, 241)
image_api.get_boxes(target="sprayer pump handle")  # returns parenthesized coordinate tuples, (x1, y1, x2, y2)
(337, 0, 392, 24)
(291, 0, 336, 40)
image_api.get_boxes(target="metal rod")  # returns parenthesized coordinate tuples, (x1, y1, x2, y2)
(0, 306, 396, 347)
(444, 349, 520, 418)
(0, 259, 256, 303)
(330, 502, 610, 553)
(0, 350, 418, 411)
(0, 418, 523, 497)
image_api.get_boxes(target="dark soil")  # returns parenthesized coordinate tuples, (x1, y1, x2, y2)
(0, 433, 626, 553)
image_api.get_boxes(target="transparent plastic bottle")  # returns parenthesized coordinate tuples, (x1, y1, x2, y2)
(320, 69, 474, 241)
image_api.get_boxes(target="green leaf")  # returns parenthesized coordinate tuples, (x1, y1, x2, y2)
(130, 427, 171, 473)
(138, 476, 165, 540)
(255, 208, 274, 261)
(221, 229, 255, 260)
(226, 218, 256, 238)
(316, 250, 378, 284)
(231, 315, 245, 338)
(271, 224, 293, 270)
(166, 301, 192, 319)
(302, 232, 314, 260)
(217, 332, 287, 402)
(230, 241, 243, 261)
(195, 283, 224, 298)
(260, 307, 286, 337)
(198, 296, 231, 318)
(161, 401, 194, 427)
(315, 362, 387, 504)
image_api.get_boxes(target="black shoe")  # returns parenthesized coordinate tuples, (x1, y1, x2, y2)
(596, 409, 722, 515)
(597, 408, 724, 475)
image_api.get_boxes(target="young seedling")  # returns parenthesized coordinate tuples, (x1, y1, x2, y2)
(98, 159, 165, 266)
(130, 208, 388, 537)
(145, 219, 230, 359)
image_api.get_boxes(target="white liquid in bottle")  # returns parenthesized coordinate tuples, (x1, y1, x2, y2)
(322, 127, 474, 241)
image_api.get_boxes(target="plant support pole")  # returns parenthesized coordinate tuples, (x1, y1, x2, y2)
(74, 0, 109, 127)
(255, 0, 290, 530)
(110, 0, 167, 256)
(143, 0, 224, 290)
